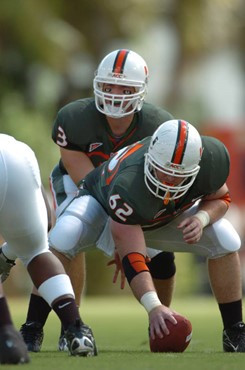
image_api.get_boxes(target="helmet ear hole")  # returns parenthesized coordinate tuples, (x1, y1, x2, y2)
(144, 120, 203, 200)
(93, 49, 149, 118)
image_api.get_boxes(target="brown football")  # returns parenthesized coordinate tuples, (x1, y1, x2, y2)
(149, 314, 192, 353)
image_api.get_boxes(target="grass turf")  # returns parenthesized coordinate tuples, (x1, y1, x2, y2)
(5, 295, 245, 370)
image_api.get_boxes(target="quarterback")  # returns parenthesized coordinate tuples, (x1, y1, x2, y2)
(48, 119, 244, 352)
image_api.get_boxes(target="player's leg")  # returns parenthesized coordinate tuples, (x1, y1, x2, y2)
(50, 249, 86, 350)
(152, 276, 175, 307)
(19, 254, 86, 352)
(208, 251, 245, 352)
(68, 253, 86, 306)
(26, 252, 97, 357)
(20, 251, 95, 355)
(50, 248, 86, 307)
(0, 142, 97, 357)
(51, 172, 87, 349)
(20, 171, 86, 352)
(208, 252, 241, 304)
(20, 239, 86, 352)
(47, 195, 107, 353)
(202, 218, 245, 352)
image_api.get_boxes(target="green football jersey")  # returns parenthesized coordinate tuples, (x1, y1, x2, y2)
(52, 98, 174, 173)
(83, 135, 230, 229)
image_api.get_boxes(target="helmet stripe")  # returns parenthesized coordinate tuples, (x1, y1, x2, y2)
(171, 120, 189, 164)
(112, 49, 129, 74)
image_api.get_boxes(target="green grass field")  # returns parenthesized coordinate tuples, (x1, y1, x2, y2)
(5, 295, 245, 370)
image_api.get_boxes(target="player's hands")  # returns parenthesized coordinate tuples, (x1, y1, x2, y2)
(177, 216, 204, 243)
(149, 305, 178, 340)
(107, 251, 126, 289)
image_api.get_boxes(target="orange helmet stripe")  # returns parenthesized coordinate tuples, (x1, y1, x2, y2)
(171, 120, 188, 164)
(113, 49, 129, 74)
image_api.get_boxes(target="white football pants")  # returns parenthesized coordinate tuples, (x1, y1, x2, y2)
(49, 194, 241, 259)
(0, 134, 49, 265)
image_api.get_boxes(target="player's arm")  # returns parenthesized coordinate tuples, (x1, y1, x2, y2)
(110, 219, 177, 339)
(197, 182, 230, 221)
(178, 183, 231, 243)
(60, 147, 94, 185)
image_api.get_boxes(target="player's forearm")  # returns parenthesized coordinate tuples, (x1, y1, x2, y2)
(110, 221, 160, 308)
(60, 148, 95, 185)
(130, 272, 156, 301)
(67, 162, 95, 185)
(128, 272, 163, 314)
(197, 198, 229, 225)
(197, 183, 231, 225)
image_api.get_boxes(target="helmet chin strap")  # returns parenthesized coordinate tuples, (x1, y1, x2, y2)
(153, 168, 172, 204)
(163, 191, 170, 205)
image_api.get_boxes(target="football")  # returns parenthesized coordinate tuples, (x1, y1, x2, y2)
(149, 313, 192, 353)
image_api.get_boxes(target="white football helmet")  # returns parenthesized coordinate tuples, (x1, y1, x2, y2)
(144, 120, 203, 200)
(93, 49, 149, 118)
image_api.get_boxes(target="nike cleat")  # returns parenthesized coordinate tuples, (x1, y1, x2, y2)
(65, 319, 98, 356)
(20, 321, 44, 352)
(223, 321, 245, 352)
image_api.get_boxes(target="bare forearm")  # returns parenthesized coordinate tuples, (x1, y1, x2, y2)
(197, 183, 230, 224)
(198, 199, 228, 224)
(60, 148, 94, 185)
(130, 271, 156, 301)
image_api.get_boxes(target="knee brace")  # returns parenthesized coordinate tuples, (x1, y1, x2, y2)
(147, 251, 176, 280)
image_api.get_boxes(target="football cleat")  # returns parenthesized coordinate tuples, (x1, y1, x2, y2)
(223, 321, 245, 352)
(65, 319, 98, 356)
(0, 325, 29, 364)
(20, 321, 44, 352)
(58, 333, 68, 352)
(0, 247, 16, 282)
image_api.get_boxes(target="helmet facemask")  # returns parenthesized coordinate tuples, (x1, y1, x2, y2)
(93, 79, 146, 118)
(144, 153, 200, 201)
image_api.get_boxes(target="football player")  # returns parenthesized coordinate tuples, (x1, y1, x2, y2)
(47, 119, 244, 352)
(0, 134, 97, 361)
(0, 49, 176, 351)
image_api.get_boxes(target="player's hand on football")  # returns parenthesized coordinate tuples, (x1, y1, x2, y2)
(177, 216, 203, 244)
(107, 251, 126, 289)
(149, 305, 177, 340)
